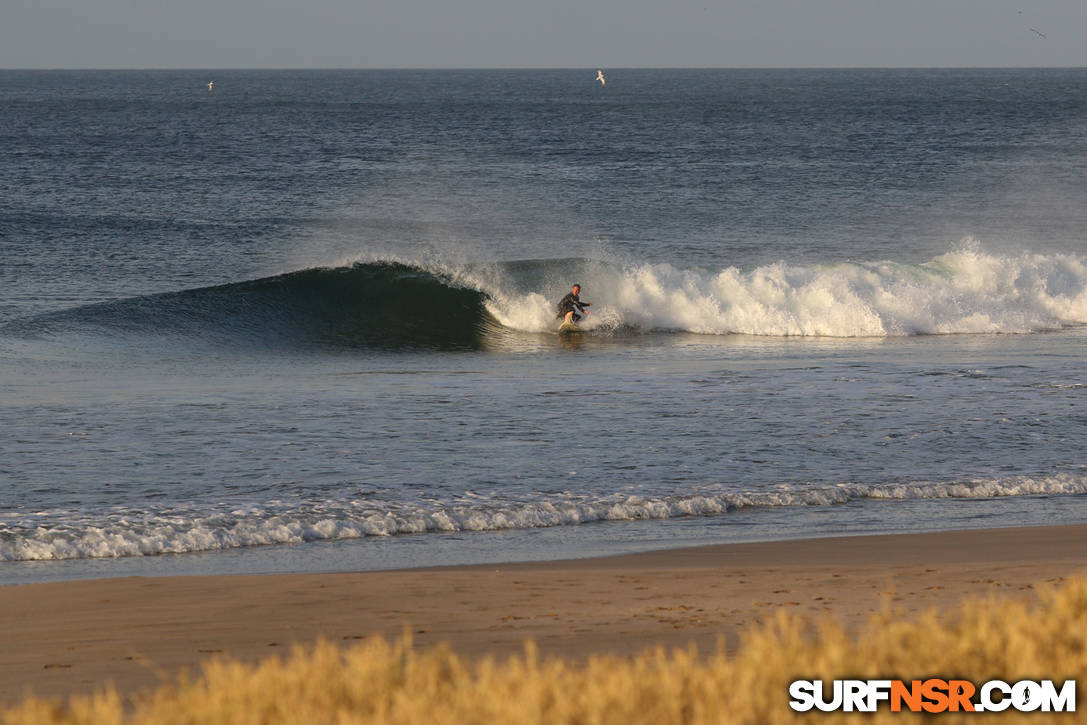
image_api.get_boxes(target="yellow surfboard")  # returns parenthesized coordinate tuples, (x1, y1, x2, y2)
(558, 320, 583, 334)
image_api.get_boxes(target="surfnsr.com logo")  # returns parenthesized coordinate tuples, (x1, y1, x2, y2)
(789, 679, 1076, 713)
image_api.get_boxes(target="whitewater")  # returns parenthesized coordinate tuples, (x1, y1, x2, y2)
(4, 474, 1087, 563)
(478, 244, 1087, 337)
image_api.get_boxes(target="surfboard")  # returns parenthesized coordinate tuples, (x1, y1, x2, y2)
(558, 320, 583, 334)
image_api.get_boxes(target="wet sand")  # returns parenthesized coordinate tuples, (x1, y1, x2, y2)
(2, 524, 1085, 703)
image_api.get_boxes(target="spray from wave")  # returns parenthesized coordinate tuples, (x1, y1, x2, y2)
(5, 243, 1085, 348)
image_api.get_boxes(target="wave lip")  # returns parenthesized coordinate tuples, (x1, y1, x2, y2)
(3, 474, 1084, 562)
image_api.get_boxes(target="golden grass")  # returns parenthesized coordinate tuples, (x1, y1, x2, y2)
(5, 575, 1086, 724)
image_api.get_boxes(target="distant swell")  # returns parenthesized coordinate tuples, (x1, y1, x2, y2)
(2, 474, 1085, 561)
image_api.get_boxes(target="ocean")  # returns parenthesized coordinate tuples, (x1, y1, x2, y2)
(2, 68, 1086, 586)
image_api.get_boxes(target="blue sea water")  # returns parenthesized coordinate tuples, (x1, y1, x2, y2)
(2, 69, 1086, 585)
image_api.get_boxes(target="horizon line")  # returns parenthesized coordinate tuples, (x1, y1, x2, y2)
(3, 65, 1087, 72)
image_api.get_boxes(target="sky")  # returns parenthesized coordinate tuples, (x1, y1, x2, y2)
(2, 0, 1086, 69)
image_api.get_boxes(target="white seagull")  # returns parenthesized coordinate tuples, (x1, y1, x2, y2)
(207, 81, 214, 91)
(595, 69, 606, 86)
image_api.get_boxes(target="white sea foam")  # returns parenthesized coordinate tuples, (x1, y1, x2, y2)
(3, 474, 1085, 561)
(478, 243, 1087, 336)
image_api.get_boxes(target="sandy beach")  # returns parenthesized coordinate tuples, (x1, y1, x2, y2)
(2, 524, 1085, 704)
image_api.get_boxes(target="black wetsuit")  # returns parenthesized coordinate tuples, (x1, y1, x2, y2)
(557, 292, 588, 321)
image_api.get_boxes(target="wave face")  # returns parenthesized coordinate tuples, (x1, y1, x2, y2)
(10, 263, 495, 350)
(6, 245, 1086, 349)
(2, 474, 1085, 561)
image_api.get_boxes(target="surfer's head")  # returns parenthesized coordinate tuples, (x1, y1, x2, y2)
(572, 284, 581, 294)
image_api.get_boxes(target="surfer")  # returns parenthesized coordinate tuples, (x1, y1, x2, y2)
(557, 284, 591, 324)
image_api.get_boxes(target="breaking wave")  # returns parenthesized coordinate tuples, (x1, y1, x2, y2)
(4, 243, 1086, 348)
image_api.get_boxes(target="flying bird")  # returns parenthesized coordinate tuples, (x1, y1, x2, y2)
(595, 69, 606, 86)
(207, 81, 214, 91)
(1030, 27, 1047, 39)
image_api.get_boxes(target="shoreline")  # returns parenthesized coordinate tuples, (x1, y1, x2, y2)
(9, 495, 1087, 587)
(2, 523, 1086, 703)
